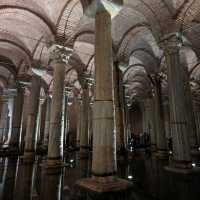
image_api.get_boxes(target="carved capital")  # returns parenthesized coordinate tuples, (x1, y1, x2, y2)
(48, 44, 73, 64)
(159, 32, 182, 54)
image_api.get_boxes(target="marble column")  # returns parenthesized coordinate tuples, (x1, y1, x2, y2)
(153, 77, 168, 159)
(144, 98, 156, 151)
(36, 97, 45, 146)
(77, 4, 131, 192)
(47, 45, 69, 167)
(0, 97, 8, 146)
(182, 65, 199, 151)
(63, 88, 70, 148)
(9, 86, 24, 150)
(43, 96, 51, 147)
(76, 96, 82, 148)
(113, 63, 125, 153)
(80, 82, 90, 158)
(92, 8, 116, 177)
(24, 75, 41, 160)
(163, 34, 192, 171)
(194, 104, 200, 148)
(88, 100, 93, 149)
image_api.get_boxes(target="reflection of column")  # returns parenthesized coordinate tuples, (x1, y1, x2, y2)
(14, 162, 34, 200)
(113, 63, 125, 153)
(163, 34, 192, 171)
(153, 78, 168, 159)
(80, 83, 89, 158)
(24, 75, 41, 160)
(0, 97, 8, 145)
(47, 45, 67, 167)
(43, 96, 51, 147)
(40, 169, 63, 200)
(1, 158, 18, 200)
(9, 86, 24, 150)
(78, 5, 131, 192)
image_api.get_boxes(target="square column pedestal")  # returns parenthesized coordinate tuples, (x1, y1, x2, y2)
(77, 176, 132, 195)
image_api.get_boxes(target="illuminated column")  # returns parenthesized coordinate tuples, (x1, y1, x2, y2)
(9, 85, 24, 150)
(182, 65, 199, 151)
(80, 81, 90, 158)
(47, 45, 71, 167)
(153, 77, 168, 159)
(76, 95, 82, 147)
(162, 34, 192, 172)
(113, 63, 125, 153)
(92, 8, 116, 176)
(36, 97, 45, 146)
(24, 75, 41, 160)
(78, 3, 131, 192)
(43, 96, 51, 147)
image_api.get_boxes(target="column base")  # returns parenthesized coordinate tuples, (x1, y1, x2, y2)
(22, 151, 36, 163)
(191, 148, 200, 157)
(76, 176, 132, 193)
(43, 158, 67, 169)
(151, 144, 157, 152)
(80, 147, 90, 159)
(155, 149, 169, 160)
(164, 160, 193, 175)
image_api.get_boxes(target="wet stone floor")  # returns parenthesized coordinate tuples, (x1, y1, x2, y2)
(0, 152, 200, 200)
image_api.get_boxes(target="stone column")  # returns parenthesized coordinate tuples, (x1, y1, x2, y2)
(182, 65, 199, 152)
(80, 82, 90, 158)
(47, 45, 70, 167)
(88, 100, 93, 149)
(92, 8, 116, 177)
(143, 99, 155, 148)
(43, 96, 51, 147)
(153, 77, 168, 159)
(150, 98, 157, 152)
(0, 97, 8, 146)
(78, 4, 131, 192)
(9, 86, 24, 150)
(36, 97, 45, 147)
(24, 75, 41, 160)
(193, 103, 200, 148)
(113, 63, 125, 154)
(63, 87, 70, 148)
(76, 96, 82, 148)
(163, 34, 192, 171)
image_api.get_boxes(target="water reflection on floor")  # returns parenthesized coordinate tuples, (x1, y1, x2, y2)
(0, 152, 200, 200)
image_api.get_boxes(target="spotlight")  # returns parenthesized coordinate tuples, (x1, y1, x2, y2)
(192, 163, 196, 167)
(128, 175, 133, 180)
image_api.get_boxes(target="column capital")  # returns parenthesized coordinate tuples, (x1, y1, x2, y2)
(159, 32, 182, 53)
(48, 44, 73, 65)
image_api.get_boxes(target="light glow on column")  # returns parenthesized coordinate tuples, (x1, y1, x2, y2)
(85, 0, 122, 19)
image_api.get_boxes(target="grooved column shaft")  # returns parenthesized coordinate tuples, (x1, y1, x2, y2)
(92, 8, 116, 176)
